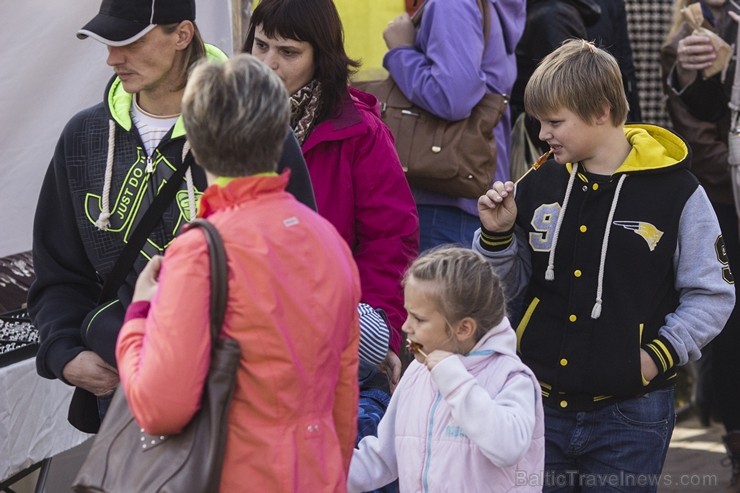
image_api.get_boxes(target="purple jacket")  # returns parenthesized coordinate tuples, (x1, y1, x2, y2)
(384, 0, 526, 214)
(302, 87, 420, 352)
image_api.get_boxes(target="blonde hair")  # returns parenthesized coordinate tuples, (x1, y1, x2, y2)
(403, 246, 506, 343)
(524, 39, 629, 126)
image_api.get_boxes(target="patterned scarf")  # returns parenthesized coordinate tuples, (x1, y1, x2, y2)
(290, 79, 322, 145)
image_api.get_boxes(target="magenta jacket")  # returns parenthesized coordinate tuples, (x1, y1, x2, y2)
(302, 87, 419, 352)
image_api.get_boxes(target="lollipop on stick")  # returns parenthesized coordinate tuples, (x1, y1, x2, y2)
(406, 339, 428, 359)
(514, 149, 553, 186)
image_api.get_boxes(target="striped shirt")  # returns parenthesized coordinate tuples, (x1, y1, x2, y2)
(131, 98, 179, 158)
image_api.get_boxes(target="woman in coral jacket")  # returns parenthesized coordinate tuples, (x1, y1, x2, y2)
(116, 54, 362, 492)
(244, 0, 420, 365)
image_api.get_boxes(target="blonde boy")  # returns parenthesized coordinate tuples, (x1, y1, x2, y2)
(474, 39, 734, 492)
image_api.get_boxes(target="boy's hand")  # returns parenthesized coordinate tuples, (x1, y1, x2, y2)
(639, 349, 659, 383)
(132, 255, 163, 303)
(478, 181, 517, 232)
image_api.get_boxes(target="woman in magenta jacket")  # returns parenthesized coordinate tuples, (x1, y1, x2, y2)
(244, 0, 420, 360)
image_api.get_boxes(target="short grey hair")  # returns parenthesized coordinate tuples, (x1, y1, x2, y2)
(182, 53, 290, 176)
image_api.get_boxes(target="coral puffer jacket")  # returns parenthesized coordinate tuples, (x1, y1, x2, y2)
(117, 172, 361, 492)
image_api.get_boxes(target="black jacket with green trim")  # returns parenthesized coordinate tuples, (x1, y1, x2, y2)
(28, 46, 315, 431)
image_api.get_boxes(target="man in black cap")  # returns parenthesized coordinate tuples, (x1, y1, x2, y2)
(28, 0, 314, 433)
(77, 0, 198, 46)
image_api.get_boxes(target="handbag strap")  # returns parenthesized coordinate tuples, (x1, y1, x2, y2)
(412, 0, 490, 44)
(186, 219, 228, 341)
(98, 157, 192, 304)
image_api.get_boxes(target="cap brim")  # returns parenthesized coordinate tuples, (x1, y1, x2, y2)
(76, 13, 156, 47)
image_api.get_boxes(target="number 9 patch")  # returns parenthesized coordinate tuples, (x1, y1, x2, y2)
(715, 235, 735, 284)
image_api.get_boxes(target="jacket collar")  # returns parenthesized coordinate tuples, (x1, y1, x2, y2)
(460, 318, 517, 372)
(301, 87, 374, 151)
(197, 170, 291, 218)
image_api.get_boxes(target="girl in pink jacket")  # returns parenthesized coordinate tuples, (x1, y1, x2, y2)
(349, 247, 545, 493)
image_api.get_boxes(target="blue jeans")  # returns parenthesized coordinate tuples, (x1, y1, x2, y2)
(543, 388, 676, 493)
(417, 205, 480, 253)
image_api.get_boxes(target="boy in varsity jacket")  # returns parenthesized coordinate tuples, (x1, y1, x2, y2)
(474, 40, 734, 492)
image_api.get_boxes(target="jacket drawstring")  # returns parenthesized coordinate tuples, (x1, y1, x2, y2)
(544, 162, 628, 319)
(182, 141, 197, 222)
(545, 162, 579, 281)
(96, 120, 197, 230)
(95, 119, 116, 231)
(591, 174, 627, 319)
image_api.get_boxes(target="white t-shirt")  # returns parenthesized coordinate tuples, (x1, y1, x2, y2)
(131, 97, 179, 159)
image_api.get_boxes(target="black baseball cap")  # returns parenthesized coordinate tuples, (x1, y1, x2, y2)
(77, 0, 196, 46)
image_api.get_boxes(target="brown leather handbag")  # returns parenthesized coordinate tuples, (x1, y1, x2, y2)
(72, 219, 240, 493)
(354, 0, 506, 199)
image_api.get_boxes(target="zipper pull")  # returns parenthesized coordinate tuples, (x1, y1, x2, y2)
(145, 155, 154, 173)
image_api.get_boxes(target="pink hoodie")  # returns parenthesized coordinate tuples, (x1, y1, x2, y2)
(349, 319, 545, 492)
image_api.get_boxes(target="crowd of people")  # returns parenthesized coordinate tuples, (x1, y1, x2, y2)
(25, 0, 740, 492)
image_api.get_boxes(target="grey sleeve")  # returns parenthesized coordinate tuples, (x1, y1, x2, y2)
(662, 187, 735, 365)
(472, 226, 533, 312)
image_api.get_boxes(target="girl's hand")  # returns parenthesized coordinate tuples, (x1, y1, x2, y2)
(383, 13, 415, 50)
(478, 181, 517, 232)
(425, 350, 454, 371)
(132, 255, 163, 303)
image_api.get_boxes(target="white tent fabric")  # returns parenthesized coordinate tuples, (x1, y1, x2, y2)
(0, 0, 234, 258)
